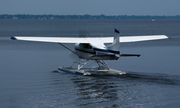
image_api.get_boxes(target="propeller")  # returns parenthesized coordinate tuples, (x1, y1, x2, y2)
(68, 30, 89, 60)
(78, 30, 89, 37)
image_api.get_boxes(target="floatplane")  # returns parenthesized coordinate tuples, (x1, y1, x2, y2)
(11, 29, 168, 75)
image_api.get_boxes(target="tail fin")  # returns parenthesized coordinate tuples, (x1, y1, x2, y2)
(106, 29, 120, 53)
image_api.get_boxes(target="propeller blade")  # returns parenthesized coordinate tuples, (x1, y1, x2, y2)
(78, 30, 89, 37)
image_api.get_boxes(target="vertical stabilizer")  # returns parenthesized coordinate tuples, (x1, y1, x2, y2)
(106, 29, 120, 53)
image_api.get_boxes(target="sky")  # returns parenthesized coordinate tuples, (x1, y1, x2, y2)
(0, 0, 180, 15)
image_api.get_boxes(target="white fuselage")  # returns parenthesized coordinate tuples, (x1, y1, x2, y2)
(75, 43, 120, 60)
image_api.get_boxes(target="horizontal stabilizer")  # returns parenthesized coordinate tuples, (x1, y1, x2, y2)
(120, 54, 141, 57)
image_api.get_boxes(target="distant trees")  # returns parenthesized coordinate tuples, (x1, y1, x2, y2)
(0, 14, 180, 19)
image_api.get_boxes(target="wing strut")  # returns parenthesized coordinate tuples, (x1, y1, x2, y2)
(58, 43, 77, 55)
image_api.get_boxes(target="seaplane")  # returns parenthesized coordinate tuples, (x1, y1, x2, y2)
(11, 29, 168, 75)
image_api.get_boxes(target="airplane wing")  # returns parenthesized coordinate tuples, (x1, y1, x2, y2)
(120, 35, 168, 43)
(11, 36, 91, 43)
(11, 35, 168, 43)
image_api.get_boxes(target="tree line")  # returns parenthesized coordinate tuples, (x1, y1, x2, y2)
(0, 14, 180, 19)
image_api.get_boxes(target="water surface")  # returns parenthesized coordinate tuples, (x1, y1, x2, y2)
(0, 19, 180, 108)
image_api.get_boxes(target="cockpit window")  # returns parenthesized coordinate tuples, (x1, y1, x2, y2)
(79, 43, 92, 49)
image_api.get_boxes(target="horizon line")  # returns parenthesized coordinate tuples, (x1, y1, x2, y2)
(0, 14, 180, 16)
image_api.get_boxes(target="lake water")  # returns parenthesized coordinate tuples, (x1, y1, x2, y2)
(0, 19, 180, 108)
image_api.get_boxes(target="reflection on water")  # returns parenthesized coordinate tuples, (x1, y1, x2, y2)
(72, 76, 118, 107)
(50, 72, 180, 108)
(3, 69, 180, 108)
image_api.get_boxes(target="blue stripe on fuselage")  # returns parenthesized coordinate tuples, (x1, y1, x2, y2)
(75, 48, 119, 55)
(75, 48, 96, 54)
(93, 48, 120, 54)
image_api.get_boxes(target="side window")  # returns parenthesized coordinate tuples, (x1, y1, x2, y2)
(89, 45, 92, 49)
(79, 43, 83, 48)
(80, 43, 92, 49)
(85, 44, 92, 49)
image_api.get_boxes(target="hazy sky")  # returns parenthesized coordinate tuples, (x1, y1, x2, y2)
(0, 0, 180, 15)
